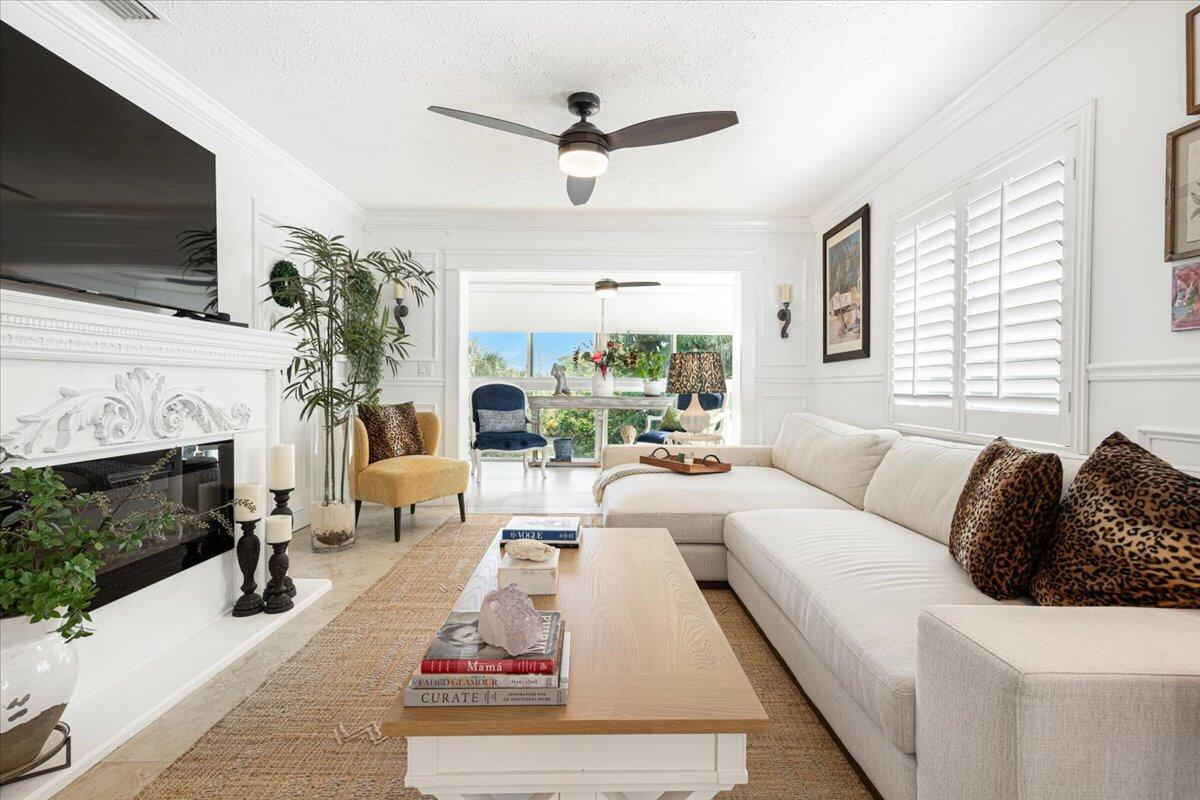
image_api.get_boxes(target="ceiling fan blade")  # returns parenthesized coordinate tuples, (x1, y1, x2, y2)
(567, 175, 595, 206)
(427, 106, 560, 145)
(615, 281, 662, 288)
(604, 111, 738, 151)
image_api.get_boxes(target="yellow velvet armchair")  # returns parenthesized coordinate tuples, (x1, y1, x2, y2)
(351, 411, 469, 541)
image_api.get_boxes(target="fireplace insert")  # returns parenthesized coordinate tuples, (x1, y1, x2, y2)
(49, 441, 235, 610)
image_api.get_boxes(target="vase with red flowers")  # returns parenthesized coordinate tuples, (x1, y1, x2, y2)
(572, 340, 635, 397)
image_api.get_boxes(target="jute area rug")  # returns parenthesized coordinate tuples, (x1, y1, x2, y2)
(137, 514, 871, 800)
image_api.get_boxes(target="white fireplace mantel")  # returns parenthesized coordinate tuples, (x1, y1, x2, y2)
(0, 287, 330, 800)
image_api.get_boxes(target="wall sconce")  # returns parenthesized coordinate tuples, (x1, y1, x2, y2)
(393, 282, 408, 334)
(776, 283, 793, 338)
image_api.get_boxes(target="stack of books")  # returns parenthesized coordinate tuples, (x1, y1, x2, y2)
(500, 516, 582, 547)
(403, 610, 571, 707)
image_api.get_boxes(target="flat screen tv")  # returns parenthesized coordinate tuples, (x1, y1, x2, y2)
(0, 21, 219, 317)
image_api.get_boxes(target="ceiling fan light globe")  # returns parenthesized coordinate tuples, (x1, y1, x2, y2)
(557, 142, 609, 178)
(595, 286, 618, 299)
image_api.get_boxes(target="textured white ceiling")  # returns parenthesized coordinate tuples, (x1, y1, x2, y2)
(111, 0, 1067, 215)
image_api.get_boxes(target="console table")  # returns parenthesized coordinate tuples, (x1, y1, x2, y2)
(527, 394, 674, 460)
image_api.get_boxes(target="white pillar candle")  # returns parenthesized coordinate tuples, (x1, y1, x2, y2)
(393, 281, 406, 300)
(778, 283, 793, 303)
(268, 444, 295, 490)
(233, 483, 260, 522)
(265, 515, 293, 544)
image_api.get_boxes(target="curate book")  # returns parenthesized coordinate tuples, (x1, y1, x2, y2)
(419, 610, 561, 674)
(404, 633, 571, 707)
(500, 516, 581, 546)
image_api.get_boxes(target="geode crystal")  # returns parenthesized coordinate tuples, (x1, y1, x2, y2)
(478, 584, 542, 655)
(503, 538, 555, 562)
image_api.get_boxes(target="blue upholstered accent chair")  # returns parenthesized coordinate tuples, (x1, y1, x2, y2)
(470, 383, 549, 484)
(636, 392, 726, 444)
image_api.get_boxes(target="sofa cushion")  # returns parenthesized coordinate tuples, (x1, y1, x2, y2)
(725, 508, 1008, 753)
(864, 437, 983, 545)
(950, 438, 1063, 600)
(770, 413, 899, 509)
(1031, 432, 1200, 608)
(602, 466, 852, 545)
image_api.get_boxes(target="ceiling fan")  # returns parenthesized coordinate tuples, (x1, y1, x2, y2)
(547, 278, 663, 296)
(428, 92, 738, 206)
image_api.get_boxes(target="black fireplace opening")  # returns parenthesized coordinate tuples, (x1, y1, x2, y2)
(50, 440, 235, 610)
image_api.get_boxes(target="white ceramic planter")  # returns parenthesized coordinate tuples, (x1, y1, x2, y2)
(0, 616, 78, 774)
(642, 379, 667, 396)
(592, 371, 614, 397)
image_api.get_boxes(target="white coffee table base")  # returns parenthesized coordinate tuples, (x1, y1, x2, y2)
(406, 732, 747, 799)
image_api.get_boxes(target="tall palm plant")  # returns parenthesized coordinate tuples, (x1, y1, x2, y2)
(269, 227, 435, 528)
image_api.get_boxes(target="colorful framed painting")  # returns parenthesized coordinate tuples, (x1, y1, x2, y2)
(822, 204, 870, 362)
(1172, 262, 1200, 331)
(1166, 120, 1200, 261)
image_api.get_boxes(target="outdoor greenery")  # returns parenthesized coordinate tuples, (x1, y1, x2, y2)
(468, 338, 523, 378)
(270, 227, 436, 505)
(0, 455, 233, 641)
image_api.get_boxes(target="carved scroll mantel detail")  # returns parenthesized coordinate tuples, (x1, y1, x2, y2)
(1, 368, 252, 460)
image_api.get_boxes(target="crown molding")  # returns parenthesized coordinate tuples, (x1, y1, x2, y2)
(1, 0, 365, 224)
(364, 209, 811, 234)
(810, 0, 1129, 230)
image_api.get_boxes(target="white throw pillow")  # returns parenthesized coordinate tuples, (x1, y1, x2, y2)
(770, 413, 900, 508)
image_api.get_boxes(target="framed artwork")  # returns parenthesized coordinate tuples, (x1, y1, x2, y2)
(1189, 5, 1200, 115)
(1165, 120, 1200, 261)
(823, 204, 870, 362)
(1172, 262, 1200, 331)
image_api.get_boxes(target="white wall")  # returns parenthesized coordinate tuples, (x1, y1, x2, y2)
(362, 212, 811, 459)
(1, 1, 368, 520)
(802, 0, 1200, 469)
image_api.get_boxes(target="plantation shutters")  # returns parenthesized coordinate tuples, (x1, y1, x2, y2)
(887, 127, 1078, 447)
(890, 196, 957, 430)
(962, 135, 1071, 443)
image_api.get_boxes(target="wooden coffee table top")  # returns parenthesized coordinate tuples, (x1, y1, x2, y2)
(383, 527, 769, 737)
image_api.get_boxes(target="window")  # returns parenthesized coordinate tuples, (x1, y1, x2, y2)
(888, 125, 1081, 448)
(468, 332, 526, 377)
(532, 332, 592, 377)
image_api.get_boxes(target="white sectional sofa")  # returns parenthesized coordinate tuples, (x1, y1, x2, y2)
(599, 412, 1200, 800)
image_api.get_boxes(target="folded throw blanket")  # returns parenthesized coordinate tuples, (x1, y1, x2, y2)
(593, 462, 670, 504)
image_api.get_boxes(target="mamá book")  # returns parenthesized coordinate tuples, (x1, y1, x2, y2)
(419, 610, 561, 674)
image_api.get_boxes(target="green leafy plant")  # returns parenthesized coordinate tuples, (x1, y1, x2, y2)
(635, 348, 668, 381)
(0, 455, 233, 641)
(268, 227, 436, 506)
(268, 259, 301, 308)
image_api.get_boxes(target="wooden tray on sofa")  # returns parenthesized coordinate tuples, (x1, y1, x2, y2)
(639, 453, 732, 474)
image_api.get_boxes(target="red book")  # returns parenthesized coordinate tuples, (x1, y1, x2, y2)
(419, 656, 556, 674)
(418, 611, 562, 675)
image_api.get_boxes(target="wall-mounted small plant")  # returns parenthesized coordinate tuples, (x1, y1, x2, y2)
(268, 259, 301, 308)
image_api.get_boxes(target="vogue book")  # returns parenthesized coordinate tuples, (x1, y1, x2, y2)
(500, 516, 581, 546)
(419, 610, 561, 674)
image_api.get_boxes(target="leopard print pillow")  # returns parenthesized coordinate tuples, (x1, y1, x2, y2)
(950, 437, 1062, 599)
(357, 402, 425, 463)
(1030, 432, 1200, 608)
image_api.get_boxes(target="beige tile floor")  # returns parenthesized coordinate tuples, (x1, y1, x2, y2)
(49, 462, 599, 800)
